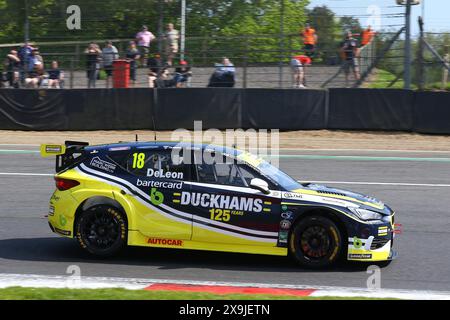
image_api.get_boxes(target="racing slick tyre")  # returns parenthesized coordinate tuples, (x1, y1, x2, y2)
(289, 215, 343, 268)
(75, 205, 127, 257)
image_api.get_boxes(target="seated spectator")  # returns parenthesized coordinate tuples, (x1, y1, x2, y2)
(155, 66, 177, 88)
(290, 54, 311, 88)
(173, 60, 192, 88)
(28, 48, 44, 73)
(25, 61, 44, 88)
(4, 50, 21, 88)
(47, 61, 64, 89)
(207, 57, 236, 87)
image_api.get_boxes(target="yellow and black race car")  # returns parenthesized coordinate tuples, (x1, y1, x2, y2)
(41, 141, 397, 268)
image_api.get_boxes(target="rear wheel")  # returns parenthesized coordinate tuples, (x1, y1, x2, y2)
(75, 205, 127, 257)
(289, 215, 343, 268)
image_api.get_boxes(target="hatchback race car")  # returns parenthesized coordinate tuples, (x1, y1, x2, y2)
(41, 141, 397, 268)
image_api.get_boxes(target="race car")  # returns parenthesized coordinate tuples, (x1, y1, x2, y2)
(41, 141, 397, 268)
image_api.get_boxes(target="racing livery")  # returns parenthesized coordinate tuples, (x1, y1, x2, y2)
(41, 141, 398, 268)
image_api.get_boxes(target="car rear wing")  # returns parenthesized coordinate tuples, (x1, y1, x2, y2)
(40, 141, 89, 172)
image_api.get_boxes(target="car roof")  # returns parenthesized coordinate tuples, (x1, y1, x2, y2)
(85, 141, 243, 157)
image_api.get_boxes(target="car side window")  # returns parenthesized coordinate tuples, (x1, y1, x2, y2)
(238, 163, 278, 190)
(195, 152, 246, 187)
(125, 149, 190, 180)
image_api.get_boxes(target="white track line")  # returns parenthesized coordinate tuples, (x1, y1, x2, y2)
(1, 172, 449, 188)
(0, 172, 53, 177)
(306, 181, 450, 187)
(0, 273, 449, 300)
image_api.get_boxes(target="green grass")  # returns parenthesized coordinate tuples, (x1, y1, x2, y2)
(368, 69, 406, 89)
(0, 287, 391, 300)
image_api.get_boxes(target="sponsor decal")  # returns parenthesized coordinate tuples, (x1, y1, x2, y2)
(282, 204, 288, 211)
(55, 228, 71, 236)
(150, 188, 164, 206)
(45, 145, 62, 153)
(348, 254, 372, 259)
(147, 238, 183, 246)
(90, 156, 116, 173)
(378, 226, 389, 236)
(49, 205, 55, 216)
(136, 178, 183, 190)
(353, 236, 363, 249)
(108, 146, 131, 151)
(59, 214, 67, 226)
(147, 168, 184, 180)
(280, 219, 291, 230)
(281, 211, 293, 220)
(283, 192, 303, 199)
(319, 198, 348, 207)
(178, 192, 264, 213)
(50, 193, 60, 202)
(278, 231, 288, 243)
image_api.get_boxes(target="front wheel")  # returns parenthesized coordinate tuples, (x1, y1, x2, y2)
(289, 215, 343, 268)
(75, 205, 127, 257)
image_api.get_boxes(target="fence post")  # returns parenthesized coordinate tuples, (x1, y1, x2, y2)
(70, 58, 74, 89)
(443, 51, 449, 90)
(243, 37, 248, 89)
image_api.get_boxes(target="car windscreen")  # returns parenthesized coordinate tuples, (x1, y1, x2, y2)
(256, 160, 303, 191)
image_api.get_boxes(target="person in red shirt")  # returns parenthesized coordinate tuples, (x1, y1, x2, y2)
(301, 23, 318, 58)
(290, 54, 312, 88)
(360, 25, 375, 48)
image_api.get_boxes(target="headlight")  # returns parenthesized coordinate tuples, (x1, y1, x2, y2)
(349, 207, 383, 221)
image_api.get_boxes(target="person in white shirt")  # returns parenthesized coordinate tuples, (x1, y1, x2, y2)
(164, 23, 179, 66)
(102, 40, 119, 88)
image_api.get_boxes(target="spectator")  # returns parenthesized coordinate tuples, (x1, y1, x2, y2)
(148, 53, 164, 88)
(28, 48, 44, 73)
(4, 50, 21, 88)
(290, 54, 311, 89)
(25, 61, 44, 88)
(173, 60, 192, 88)
(126, 41, 141, 86)
(47, 61, 64, 89)
(155, 66, 177, 88)
(360, 25, 375, 48)
(136, 25, 156, 66)
(102, 40, 119, 88)
(207, 57, 236, 88)
(340, 31, 361, 87)
(301, 23, 318, 58)
(18, 41, 35, 84)
(85, 42, 102, 88)
(164, 23, 179, 66)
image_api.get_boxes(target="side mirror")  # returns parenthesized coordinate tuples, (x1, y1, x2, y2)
(250, 178, 270, 195)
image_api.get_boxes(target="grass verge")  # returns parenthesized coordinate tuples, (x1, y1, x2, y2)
(0, 287, 390, 300)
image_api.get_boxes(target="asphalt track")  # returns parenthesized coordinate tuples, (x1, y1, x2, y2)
(1, 145, 450, 291)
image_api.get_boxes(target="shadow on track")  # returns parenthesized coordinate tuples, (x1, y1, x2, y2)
(0, 237, 390, 273)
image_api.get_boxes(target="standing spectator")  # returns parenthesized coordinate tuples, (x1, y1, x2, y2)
(102, 41, 119, 88)
(208, 57, 236, 87)
(174, 60, 192, 88)
(290, 54, 311, 89)
(360, 25, 375, 48)
(85, 42, 102, 88)
(18, 41, 35, 84)
(164, 23, 179, 66)
(301, 23, 318, 58)
(47, 61, 64, 89)
(4, 50, 21, 88)
(340, 31, 361, 87)
(126, 41, 141, 87)
(148, 53, 163, 88)
(136, 25, 156, 66)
